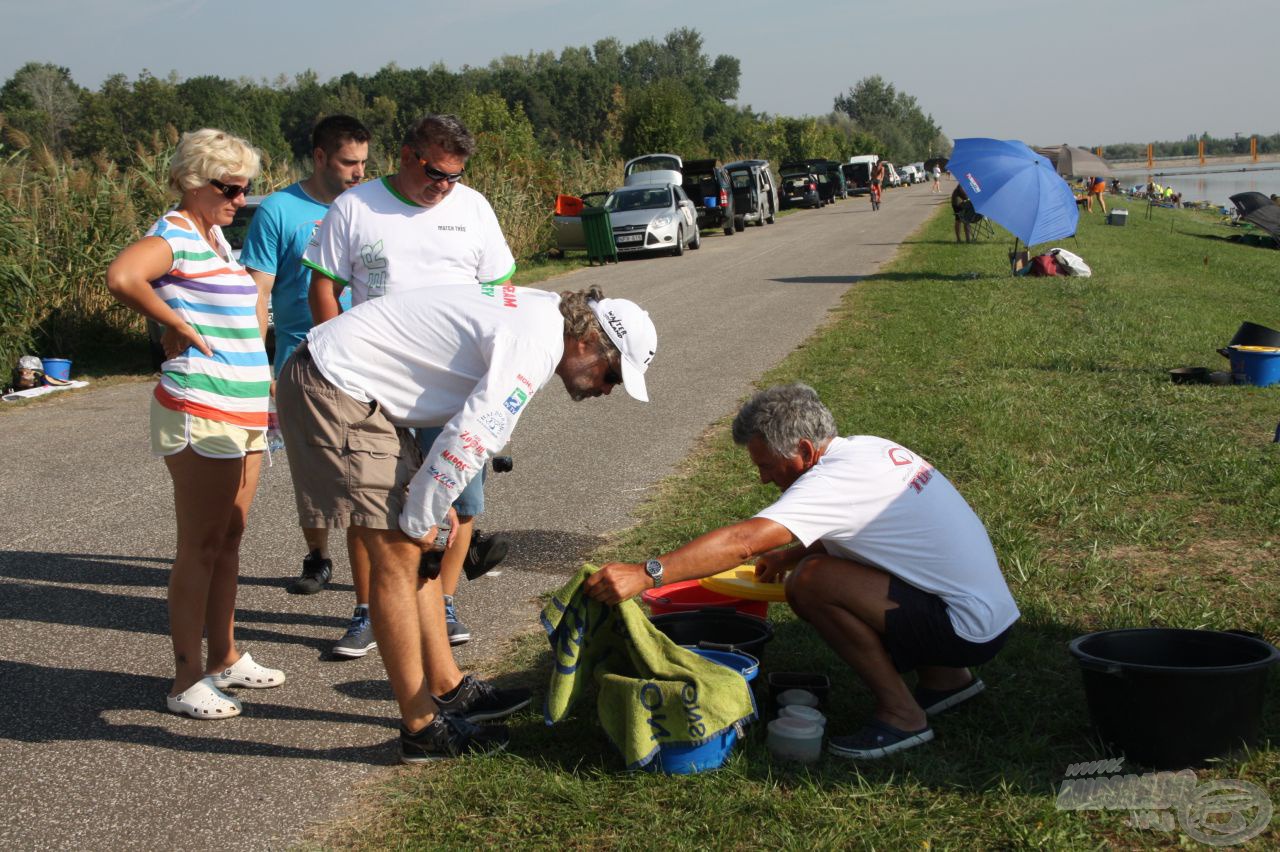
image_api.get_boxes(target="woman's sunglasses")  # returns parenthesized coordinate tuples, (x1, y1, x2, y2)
(210, 178, 252, 200)
(414, 153, 465, 184)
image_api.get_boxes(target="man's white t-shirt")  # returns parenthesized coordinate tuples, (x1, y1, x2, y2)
(306, 284, 563, 539)
(756, 436, 1019, 642)
(302, 177, 516, 304)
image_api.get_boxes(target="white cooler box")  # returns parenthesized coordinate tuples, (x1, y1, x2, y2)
(1108, 209, 1129, 226)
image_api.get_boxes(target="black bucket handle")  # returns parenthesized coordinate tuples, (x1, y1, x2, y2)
(1074, 657, 1123, 676)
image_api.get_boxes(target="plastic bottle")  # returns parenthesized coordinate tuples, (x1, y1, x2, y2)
(266, 397, 284, 453)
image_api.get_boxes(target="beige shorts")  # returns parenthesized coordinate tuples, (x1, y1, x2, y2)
(276, 344, 421, 530)
(150, 396, 266, 458)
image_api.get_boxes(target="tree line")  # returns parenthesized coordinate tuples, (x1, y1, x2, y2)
(1099, 133, 1280, 162)
(0, 29, 949, 170)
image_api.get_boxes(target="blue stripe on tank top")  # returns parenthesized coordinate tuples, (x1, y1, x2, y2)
(188, 349, 271, 367)
(164, 297, 258, 317)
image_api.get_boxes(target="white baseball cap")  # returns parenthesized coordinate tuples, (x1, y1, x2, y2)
(589, 298, 657, 402)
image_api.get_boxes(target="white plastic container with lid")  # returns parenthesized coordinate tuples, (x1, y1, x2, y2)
(767, 717, 823, 763)
(779, 704, 826, 728)
(776, 688, 819, 708)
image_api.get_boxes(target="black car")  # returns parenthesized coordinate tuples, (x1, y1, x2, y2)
(681, 159, 740, 235)
(779, 162, 822, 209)
(802, 159, 844, 205)
(818, 160, 849, 199)
(725, 159, 779, 227)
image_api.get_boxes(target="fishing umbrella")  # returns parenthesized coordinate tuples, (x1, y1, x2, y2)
(1035, 145, 1115, 178)
(1230, 191, 1274, 217)
(1240, 205, 1280, 244)
(946, 137, 1079, 249)
(923, 157, 948, 174)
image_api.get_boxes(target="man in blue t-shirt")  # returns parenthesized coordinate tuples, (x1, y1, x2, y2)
(241, 115, 374, 657)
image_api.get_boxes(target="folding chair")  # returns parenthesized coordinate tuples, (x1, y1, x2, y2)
(968, 212, 995, 241)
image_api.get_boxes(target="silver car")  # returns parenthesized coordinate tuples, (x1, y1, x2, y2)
(604, 184, 700, 256)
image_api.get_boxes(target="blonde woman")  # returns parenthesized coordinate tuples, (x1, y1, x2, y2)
(107, 128, 284, 719)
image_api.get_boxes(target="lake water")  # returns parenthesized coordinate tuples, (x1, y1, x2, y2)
(1111, 163, 1280, 207)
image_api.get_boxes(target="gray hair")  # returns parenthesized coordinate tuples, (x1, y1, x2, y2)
(559, 285, 608, 347)
(404, 114, 476, 158)
(731, 383, 837, 457)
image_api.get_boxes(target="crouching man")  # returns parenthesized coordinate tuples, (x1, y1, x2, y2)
(585, 383, 1018, 760)
(278, 284, 656, 763)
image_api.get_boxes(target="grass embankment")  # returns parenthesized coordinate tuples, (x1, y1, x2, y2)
(318, 203, 1279, 850)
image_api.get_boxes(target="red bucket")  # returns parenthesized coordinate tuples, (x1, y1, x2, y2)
(641, 579, 769, 619)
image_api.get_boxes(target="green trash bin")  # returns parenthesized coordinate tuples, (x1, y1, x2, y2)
(581, 206, 618, 265)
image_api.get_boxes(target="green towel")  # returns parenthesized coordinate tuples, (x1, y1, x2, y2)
(541, 564, 757, 770)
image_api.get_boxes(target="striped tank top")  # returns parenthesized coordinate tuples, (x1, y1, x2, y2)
(147, 211, 270, 429)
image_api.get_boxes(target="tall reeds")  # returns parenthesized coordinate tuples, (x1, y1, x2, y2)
(0, 123, 173, 367)
(0, 111, 623, 371)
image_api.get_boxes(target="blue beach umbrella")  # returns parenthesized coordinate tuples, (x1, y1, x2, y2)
(947, 138, 1079, 248)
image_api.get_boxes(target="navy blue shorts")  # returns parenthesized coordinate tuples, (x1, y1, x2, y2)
(882, 576, 1012, 673)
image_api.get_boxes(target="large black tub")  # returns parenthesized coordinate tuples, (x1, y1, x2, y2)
(650, 610, 774, 661)
(1068, 628, 1279, 769)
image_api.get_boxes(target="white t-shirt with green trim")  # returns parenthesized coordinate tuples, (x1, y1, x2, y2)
(302, 177, 515, 305)
(755, 436, 1020, 643)
(306, 284, 563, 539)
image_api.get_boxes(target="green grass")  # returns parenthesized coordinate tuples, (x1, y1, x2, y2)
(315, 203, 1280, 850)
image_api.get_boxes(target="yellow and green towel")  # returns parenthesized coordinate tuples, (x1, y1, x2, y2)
(541, 565, 757, 770)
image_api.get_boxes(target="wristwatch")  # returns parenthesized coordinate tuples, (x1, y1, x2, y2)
(643, 558, 665, 588)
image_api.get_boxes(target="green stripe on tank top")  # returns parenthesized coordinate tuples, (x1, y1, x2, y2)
(190, 323, 263, 339)
(171, 249, 218, 262)
(162, 371, 271, 398)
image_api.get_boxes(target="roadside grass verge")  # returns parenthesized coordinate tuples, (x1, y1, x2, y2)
(320, 201, 1279, 849)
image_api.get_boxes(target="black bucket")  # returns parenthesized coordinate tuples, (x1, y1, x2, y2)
(650, 610, 774, 661)
(1228, 321, 1280, 349)
(1068, 628, 1279, 769)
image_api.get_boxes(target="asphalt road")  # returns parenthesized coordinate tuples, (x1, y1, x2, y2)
(0, 182, 944, 850)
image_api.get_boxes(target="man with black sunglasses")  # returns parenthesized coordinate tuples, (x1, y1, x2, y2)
(303, 114, 516, 648)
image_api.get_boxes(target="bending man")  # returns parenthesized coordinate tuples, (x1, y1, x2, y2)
(277, 284, 656, 762)
(585, 384, 1018, 760)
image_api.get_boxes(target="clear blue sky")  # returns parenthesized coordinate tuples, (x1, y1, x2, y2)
(4, 0, 1277, 147)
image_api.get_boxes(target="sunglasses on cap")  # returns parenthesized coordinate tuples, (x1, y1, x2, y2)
(414, 153, 465, 184)
(209, 178, 252, 200)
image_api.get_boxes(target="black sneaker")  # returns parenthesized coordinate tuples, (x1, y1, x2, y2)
(419, 531, 512, 582)
(288, 550, 332, 595)
(462, 531, 511, 581)
(399, 713, 509, 764)
(434, 673, 532, 723)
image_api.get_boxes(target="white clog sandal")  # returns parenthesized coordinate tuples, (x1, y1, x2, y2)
(167, 677, 242, 720)
(210, 652, 286, 689)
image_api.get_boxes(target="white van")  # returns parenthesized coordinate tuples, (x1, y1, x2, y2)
(844, 154, 879, 195)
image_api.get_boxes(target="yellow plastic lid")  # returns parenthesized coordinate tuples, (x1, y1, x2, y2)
(700, 564, 787, 602)
(1230, 345, 1280, 352)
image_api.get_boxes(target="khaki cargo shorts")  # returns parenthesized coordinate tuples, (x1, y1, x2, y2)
(276, 343, 421, 530)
